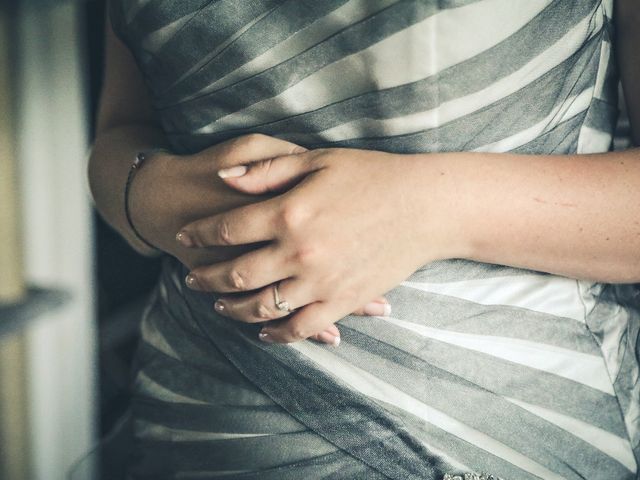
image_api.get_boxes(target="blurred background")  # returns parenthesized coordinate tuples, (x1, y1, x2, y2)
(0, 1, 160, 478)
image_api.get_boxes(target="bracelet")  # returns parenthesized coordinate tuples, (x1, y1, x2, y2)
(124, 149, 167, 252)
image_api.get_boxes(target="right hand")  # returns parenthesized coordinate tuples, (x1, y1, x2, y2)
(129, 133, 389, 345)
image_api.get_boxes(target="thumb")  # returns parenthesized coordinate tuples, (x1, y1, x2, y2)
(211, 133, 305, 169)
(218, 150, 318, 195)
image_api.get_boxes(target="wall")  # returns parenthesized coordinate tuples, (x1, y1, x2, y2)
(15, 3, 97, 479)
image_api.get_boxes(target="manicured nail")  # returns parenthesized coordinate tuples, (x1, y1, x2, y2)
(316, 331, 340, 347)
(363, 302, 392, 317)
(214, 300, 225, 313)
(176, 231, 194, 247)
(185, 273, 199, 289)
(218, 165, 247, 178)
(258, 330, 275, 343)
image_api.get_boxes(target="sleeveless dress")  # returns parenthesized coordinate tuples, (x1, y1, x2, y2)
(110, 1, 640, 478)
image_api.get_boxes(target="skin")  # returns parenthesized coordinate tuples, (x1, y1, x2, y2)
(173, 0, 640, 344)
(91, 1, 639, 346)
(89, 19, 387, 346)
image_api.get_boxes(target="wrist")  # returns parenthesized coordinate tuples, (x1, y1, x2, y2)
(402, 152, 475, 264)
(127, 149, 179, 254)
(125, 150, 172, 253)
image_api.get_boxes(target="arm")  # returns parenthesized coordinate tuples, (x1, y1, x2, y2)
(426, 149, 640, 283)
(89, 17, 169, 255)
(89, 16, 383, 345)
(177, 1, 640, 343)
(425, 0, 640, 283)
(89, 19, 309, 267)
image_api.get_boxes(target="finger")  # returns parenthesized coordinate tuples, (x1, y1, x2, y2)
(351, 296, 391, 317)
(309, 328, 341, 347)
(314, 323, 341, 346)
(258, 301, 346, 344)
(324, 324, 340, 337)
(178, 197, 280, 248)
(218, 151, 322, 195)
(215, 133, 307, 169)
(186, 244, 290, 293)
(213, 278, 312, 323)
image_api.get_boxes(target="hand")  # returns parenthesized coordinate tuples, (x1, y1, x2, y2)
(177, 148, 451, 343)
(130, 135, 389, 345)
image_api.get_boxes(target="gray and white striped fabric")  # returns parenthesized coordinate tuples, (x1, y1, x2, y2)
(110, 1, 640, 478)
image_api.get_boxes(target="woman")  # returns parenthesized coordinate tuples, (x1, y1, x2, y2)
(90, 0, 640, 478)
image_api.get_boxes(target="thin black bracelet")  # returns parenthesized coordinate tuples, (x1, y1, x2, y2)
(124, 150, 166, 252)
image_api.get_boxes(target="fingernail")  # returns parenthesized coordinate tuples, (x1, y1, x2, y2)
(316, 331, 340, 346)
(176, 231, 194, 247)
(214, 300, 225, 313)
(218, 165, 247, 178)
(258, 330, 275, 343)
(292, 146, 308, 154)
(363, 302, 392, 317)
(185, 273, 199, 289)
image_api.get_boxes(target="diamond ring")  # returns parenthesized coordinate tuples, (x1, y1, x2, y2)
(273, 282, 294, 313)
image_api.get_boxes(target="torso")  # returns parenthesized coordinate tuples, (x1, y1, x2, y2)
(113, 2, 640, 478)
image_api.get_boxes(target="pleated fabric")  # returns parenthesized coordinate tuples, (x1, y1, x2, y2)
(110, 1, 639, 478)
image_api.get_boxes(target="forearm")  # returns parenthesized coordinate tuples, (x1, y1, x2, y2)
(88, 123, 169, 255)
(408, 0, 640, 283)
(414, 148, 640, 283)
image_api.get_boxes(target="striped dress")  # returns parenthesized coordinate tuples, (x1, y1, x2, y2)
(110, 1, 640, 478)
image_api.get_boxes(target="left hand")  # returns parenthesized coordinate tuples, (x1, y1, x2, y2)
(177, 148, 451, 343)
